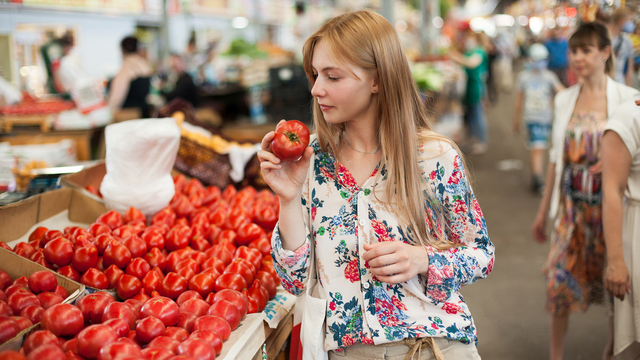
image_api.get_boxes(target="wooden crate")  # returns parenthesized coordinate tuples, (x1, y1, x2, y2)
(2, 114, 53, 133)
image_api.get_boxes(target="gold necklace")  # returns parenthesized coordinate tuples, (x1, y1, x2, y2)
(344, 133, 380, 155)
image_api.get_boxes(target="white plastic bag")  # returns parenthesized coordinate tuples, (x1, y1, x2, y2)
(100, 118, 180, 219)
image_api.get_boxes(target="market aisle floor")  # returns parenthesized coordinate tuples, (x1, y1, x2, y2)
(460, 87, 609, 360)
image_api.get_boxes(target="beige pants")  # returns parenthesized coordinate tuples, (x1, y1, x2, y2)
(328, 338, 481, 360)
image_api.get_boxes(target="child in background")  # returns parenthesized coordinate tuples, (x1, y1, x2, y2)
(513, 43, 565, 194)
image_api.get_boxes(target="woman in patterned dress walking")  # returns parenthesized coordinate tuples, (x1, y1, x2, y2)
(531, 22, 640, 360)
(258, 10, 494, 360)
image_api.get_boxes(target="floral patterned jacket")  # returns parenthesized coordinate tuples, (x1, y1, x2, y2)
(271, 137, 494, 351)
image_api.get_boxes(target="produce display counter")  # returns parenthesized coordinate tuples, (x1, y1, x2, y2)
(0, 128, 103, 161)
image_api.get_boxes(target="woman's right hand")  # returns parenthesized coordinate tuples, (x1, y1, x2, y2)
(605, 259, 631, 301)
(532, 212, 547, 243)
(258, 124, 313, 204)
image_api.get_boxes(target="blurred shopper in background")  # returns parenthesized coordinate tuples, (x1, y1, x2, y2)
(55, 33, 86, 95)
(108, 36, 153, 118)
(161, 54, 200, 107)
(607, 8, 635, 86)
(545, 27, 570, 87)
(532, 22, 640, 360)
(449, 29, 489, 154)
(513, 43, 564, 195)
(602, 97, 640, 360)
(494, 29, 519, 91)
(480, 31, 498, 105)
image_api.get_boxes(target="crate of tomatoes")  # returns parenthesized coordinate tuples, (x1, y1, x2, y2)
(0, 174, 283, 359)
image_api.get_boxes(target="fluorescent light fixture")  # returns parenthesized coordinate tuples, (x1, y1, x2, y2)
(232, 17, 249, 29)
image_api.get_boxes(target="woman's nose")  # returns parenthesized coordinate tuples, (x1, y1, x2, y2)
(311, 80, 325, 98)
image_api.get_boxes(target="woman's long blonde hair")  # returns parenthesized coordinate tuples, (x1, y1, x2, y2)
(302, 10, 463, 249)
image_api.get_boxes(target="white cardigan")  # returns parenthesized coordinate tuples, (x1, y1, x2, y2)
(548, 76, 640, 219)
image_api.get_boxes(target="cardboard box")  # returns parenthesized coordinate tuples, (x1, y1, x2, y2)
(59, 161, 106, 203)
(0, 247, 85, 352)
(0, 188, 117, 299)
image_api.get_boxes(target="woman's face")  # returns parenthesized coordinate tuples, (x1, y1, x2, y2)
(310, 41, 378, 126)
(569, 43, 609, 78)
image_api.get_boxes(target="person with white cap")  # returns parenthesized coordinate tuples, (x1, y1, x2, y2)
(513, 43, 565, 194)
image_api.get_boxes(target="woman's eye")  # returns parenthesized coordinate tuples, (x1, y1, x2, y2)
(328, 76, 339, 81)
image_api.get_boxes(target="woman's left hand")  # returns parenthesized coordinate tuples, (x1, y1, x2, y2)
(362, 242, 429, 284)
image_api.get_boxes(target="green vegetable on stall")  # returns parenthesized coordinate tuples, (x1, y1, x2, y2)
(223, 39, 267, 59)
(411, 63, 445, 92)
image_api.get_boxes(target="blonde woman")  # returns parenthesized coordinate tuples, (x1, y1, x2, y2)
(258, 11, 494, 359)
(531, 22, 640, 360)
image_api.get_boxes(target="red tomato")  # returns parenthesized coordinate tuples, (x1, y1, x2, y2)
(205, 245, 233, 266)
(112, 226, 136, 240)
(88, 223, 111, 237)
(165, 226, 190, 252)
(122, 236, 147, 259)
(253, 205, 278, 231)
(247, 280, 269, 312)
(224, 258, 255, 285)
(202, 186, 221, 206)
(136, 316, 166, 344)
(102, 302, 136, 330)
(37, 292, 64, 309)
(0, 301, 12, 316)
(103, 241, 132, 269)
(20, 305, 44, 324)
(141, 347, 174, 360)
(103, 318, 130, 337)
(143, 248, 167, 273)
(72, 228, 95, 243)
(40, 303, 84, 337)
(142, 268, 164, 294)
(96, 210, 123, 230)
(97, 341, 142, 360)
(188, 330, 222, 355)
(43, 238, 73, 267)
(26, 344, 65, 360)
(41, 230, 63, 247)
(77, 293, 114, 324)
(235, 223, 265, 246)
(28, 227, 48, 242)
(176, 291, 202, 306)
(176, 338, 214, 360)
(104, 265, 125, 289)
(131, 288, 151, 303)
(201, 258, 225, 276)
(188, 236, 210, 252)
(0, 316, 20, 343)
(5, 283, 29, 298)
(0, 270, 10, 290)
(191, 315, 231, 340)
(23, 330, 58, 355)
(175, 259, 199, 276)
(186, 274, 213, 299)
(147, 336, 179, 354)
(124, 207, 146, 224)
(126, 258, 151, 280)
(179, 298, 210, 317)
(128, 220, 147, 236)
(212, 289, 248, 318)
(94, 234, 116, 255)
(81, 268, 109, 290)
(208, 299, 241, 330)
(165, 326, 188, 342)
(7, 292, 39, 314)
(28, 250, 52, 269)
(172, 195, 196, 218)
(151, 207, 177, 228)
(270, 121, 310, 160)
(207, 225, 222, 245)
(255, 271, 277, 300)
(77, 324, 118, 359)
(14, 243, 36, 259)
(219, 239, 237, 254)
(214, 273, 247, 293)
(63, 338, 78, 354)
(28, 271, 57, 294)
(157, 272, 188, 300)
(142, 228, 165, 251)
(177, 311, 197, 332)
(0, 289, 5, 302)
(10, 315, 32, 331)
(207, 208, 226, 229)
(140, 296, 180, 327)
(248, 237, 271, 257)
(235, 246, 263, 272)
(72, 246, 99, 273)
(243, 289, 259, 314)
(116, 274, 142, 300)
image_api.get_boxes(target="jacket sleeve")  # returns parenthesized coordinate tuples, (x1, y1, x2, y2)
(548, 90, 565, 164)
(270, 152, 315, 296)
(420, 145, 495, 302)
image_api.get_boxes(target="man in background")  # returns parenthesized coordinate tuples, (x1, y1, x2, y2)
(545, 27, 570, 87)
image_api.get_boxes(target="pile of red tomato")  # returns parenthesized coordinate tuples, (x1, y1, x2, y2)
(0, 100, 75, 116)
(0, 175, 282, 359)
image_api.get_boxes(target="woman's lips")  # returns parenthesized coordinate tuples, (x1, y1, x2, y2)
(319, 104, 333, 111)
